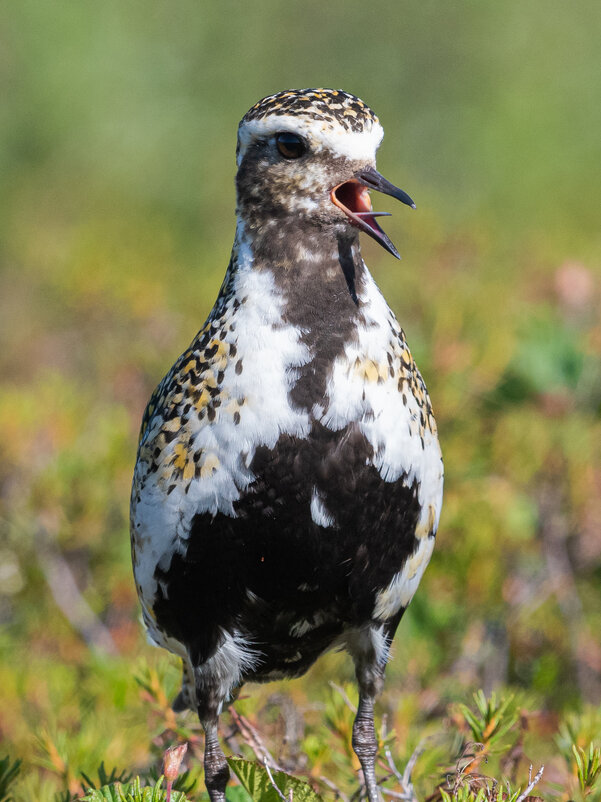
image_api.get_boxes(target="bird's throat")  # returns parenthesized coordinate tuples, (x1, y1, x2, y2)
(235, 218, 366, 310)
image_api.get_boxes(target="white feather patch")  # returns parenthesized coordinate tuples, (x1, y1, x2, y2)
(373, 535, 435, 620)
(132, 223, 312, 616)
(344, 623, 390, 669)
(316, 266, 444, 523)
(310, 487, 335, 528)
(194, 629, 260, 702)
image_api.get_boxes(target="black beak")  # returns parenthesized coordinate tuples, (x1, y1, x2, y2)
(331, 166, 415, 260)
(355, 166, 416, 211)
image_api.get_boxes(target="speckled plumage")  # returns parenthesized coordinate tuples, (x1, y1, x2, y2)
(241, 88, 379, 131)
(131, 88, 443, 802)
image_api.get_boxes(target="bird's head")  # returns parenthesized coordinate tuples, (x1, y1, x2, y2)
(235, 88, 415, 259)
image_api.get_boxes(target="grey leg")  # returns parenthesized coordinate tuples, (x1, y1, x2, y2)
(192, 636, 253, 801)
(201, 718, 229, 802)
(352, 692, 381, 802)
(196, 670, 229, 802)
(347, 625, 390, 802)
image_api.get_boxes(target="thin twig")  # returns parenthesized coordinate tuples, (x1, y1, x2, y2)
(384, 746, 405, 787)
(381, 789, 413, 799)
(229, 707, 281, 769)
(515, 764, 544, 802)
(318, 774, 350, 802)
(263, 757, 291, 802)
(383, 740, 423, 802)
(36, 524, 118, 656)
(329, 681, 358, 714)
(402, 742, 425, 794)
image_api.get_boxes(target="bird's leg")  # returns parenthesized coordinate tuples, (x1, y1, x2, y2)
(197, 680, 229, 802)
(201, 718, 229, 802)
(349, 627, 388, 802)
(352, 690, 381, 802)
(193, 637, 250, 801)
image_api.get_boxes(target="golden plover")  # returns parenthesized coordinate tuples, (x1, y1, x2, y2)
(131, 88, 444, 802)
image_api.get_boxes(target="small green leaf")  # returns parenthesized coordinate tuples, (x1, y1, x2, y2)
(81, 763, 133, 792)
(78, 777, 189, 802)
(79, 784, 123, 802)
(227, 757, 323, 802)
(458, 691, 518, 748)
(572, 743, 601, 795)
(0, 756, 21, 802)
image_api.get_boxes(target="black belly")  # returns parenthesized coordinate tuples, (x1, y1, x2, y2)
(153, 422, 421, 674)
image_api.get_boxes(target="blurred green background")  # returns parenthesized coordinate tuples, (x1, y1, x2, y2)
(1, 1, 600, 799)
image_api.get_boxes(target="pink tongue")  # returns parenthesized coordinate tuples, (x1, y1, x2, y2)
(356, 187, 383, 232)
(354, 186, 381, 230)
(355, 186, 373, 214)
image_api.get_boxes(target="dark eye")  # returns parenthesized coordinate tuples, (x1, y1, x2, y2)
(276, 132, 306, 159)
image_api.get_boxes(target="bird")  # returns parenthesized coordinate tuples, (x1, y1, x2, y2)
(130, 88, 443, 802)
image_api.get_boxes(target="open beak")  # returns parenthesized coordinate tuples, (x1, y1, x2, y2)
(330, 165, 415, 259)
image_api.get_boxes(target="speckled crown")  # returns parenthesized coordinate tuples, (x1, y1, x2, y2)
(241, 88, 379, 134)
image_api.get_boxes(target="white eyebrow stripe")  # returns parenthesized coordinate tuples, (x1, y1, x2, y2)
(237, 114, 384, 165)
